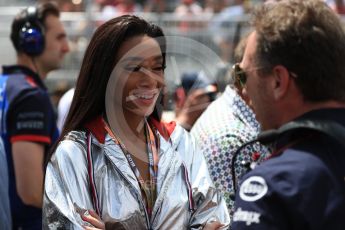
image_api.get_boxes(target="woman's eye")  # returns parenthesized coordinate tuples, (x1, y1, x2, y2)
(125, 66, 141, 72)
(152, 67, 163, 72)
(153, 65, 166, 71)
(124, 65, 165, 72)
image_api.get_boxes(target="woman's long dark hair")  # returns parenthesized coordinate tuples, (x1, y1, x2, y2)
(47, 15, 166, 163)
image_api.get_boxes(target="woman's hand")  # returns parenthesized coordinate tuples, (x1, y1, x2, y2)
(203, 221, 224, 230)
(80, 209, 126, 230)
(80, 209, 105, 230)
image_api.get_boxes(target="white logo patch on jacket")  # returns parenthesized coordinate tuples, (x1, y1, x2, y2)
(239, 176, 268, 202)
(233, 208, 261, 226)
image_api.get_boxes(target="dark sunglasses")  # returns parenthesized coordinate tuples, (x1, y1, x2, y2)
(231, 63, 247, 87)
(231, 63, 298, 87)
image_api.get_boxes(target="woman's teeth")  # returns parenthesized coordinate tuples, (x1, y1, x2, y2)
(136, 94, 154, 99)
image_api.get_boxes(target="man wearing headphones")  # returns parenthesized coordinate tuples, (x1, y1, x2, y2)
(0, 2, 69, 229)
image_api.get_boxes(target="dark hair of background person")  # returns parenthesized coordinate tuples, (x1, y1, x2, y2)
(10, 1, 60, 53)
(231, 32, 250, 90)
(233, 32, 250, 64)
(47, 15, 166, 164)
(252, 0, 345, 102)
(215, 32, 250, 93)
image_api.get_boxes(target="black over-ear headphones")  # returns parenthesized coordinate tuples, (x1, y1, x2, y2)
(18, 6, 45, 56)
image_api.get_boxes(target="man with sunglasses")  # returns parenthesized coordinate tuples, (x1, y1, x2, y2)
(191, 34, 269, 221)
(231, 0, 345, 229)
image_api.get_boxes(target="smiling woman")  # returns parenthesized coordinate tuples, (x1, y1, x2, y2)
(117, 36, 164, 121)
(43, 15, 229, 229)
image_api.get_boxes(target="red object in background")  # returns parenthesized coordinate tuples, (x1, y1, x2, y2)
(174, 87, 186, 108)
(252, 152, 261, 161)
(336, 5, 345, 14)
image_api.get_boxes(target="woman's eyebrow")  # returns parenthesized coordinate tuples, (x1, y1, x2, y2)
(120, 55, 163, 64)
(120, 56, 143, 64)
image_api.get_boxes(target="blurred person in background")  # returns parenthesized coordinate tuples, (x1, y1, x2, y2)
(174, 71, 218, 131)
(203, 0, 227, 14)
(208, 0, 259, 62)
(143, 0, 166, 13)
(0, 138, 11, 229)
(0, 2, 69, 229)
(115, 0, 143, 13)
(49, 80, 71, 109)
(96, 0, 142, 24)
(174, 0, 203, 15)
(232, 0, 345, 228)
(325, 0, 345, 14)
(57, 0, 84, 12)
(191, 33, 268, 222)
(208, 0, 246, 62)
(56, 87, 75, 131)
(174, 0, 204, 31)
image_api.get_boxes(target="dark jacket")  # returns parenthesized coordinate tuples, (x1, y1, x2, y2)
(231, 108, 345, 230)
(0, 65, 59, 229)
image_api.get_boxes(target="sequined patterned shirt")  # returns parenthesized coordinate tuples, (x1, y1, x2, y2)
(191, 86, 268, 220)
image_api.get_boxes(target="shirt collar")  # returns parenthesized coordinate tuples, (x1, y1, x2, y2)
(2, 65, 47, 89)
(223, 85, 261, 132)
(295, 108, 345, 125)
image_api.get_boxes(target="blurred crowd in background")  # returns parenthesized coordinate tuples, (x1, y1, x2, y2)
(1, 1, 345, 229)
(4, 0, 344, 14)
(0, 0, 345, 117)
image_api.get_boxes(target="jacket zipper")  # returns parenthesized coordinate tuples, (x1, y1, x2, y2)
(105, 153, 152, 229)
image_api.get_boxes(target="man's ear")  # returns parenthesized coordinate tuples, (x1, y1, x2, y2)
(271, 65, 291, 100)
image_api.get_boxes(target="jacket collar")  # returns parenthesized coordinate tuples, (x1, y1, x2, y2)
(84, 116, 176, 144)
(272, 108, 345, 152)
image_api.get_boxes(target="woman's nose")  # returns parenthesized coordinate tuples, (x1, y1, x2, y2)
(138, 67, 164, 87)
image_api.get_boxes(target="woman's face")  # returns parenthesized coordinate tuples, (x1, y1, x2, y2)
(114, 35, 164, 119)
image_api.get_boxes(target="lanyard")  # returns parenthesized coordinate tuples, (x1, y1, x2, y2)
(103, 119, 159, 218)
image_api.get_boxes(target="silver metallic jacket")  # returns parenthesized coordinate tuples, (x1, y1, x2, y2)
(43, 124, 230, 229)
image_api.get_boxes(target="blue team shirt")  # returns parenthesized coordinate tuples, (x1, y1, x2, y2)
(0, 65, 59, 229)
(0, 138, 11, 229)
(231, 109, 345, 230)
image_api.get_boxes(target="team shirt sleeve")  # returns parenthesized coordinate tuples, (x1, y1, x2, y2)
(8, 90, 54, 145)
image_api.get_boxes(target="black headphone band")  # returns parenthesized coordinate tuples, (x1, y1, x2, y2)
(23, 6, 44, 30)
(25, 6, 38, 21)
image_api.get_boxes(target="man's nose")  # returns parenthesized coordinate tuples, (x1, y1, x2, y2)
(242, 86, 248, 97)
(62, 39, 70, 53)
